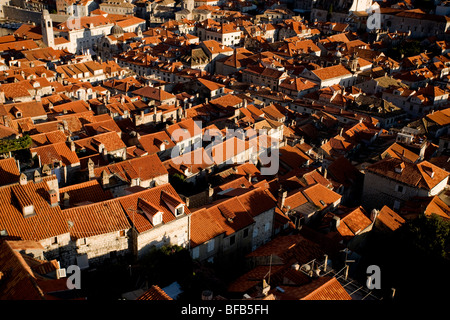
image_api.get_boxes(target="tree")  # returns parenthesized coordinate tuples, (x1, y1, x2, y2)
(139, 245, 193, 289)
(0, 135, 32, 154)
(356, 214, 450, 301)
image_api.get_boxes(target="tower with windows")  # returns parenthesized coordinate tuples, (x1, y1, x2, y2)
(42, 9, 55, 48)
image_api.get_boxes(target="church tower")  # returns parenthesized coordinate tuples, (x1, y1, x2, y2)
(42, 9, 55, 48)
(348, 52, 359, 73)
(183, 0, 195, 12)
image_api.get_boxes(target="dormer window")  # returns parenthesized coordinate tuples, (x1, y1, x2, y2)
(153, 212, 163, 225)
(175, 205, 184, 217)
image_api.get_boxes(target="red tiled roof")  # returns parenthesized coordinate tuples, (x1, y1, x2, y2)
(0, 176, 69, 241)
(62, 199, 131, 239)
(30, 142, 80, 167)
(118, 183, 190, 233)
(277, 276, 351, 300)
(377, 205, 405, 231)
(337, 206, 372, 239)
(0, 157, 20, 187)
(74, 131, 126, 153)
(59, 180, 112, 207)
(93, 154, 167, 182)
(0, 240, 70, 300)
(367, 158, 449, 191)
(137, 285, 173, 300)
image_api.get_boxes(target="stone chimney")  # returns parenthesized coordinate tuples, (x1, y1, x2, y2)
(278, 188, 287, 210)
(63, 192, 70, 209)
(101, 170, 109, 186)
(330, 215, 340, 231)
(48, 189, 59, 207)
(33, 170, 42, 183)
(19, 173, 27, 185)
(370, 209, 379, 222)
(88, 158, 95, 180)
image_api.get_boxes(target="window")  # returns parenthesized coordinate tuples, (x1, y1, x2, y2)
(175, 206, 184, 217)
(79, 238, 87, 245)
(119, 230, 126, 237)
(52, 237, 58, 245)
(207, 239, 215, 252)
(192, 246, 199, 259)
(243, 228, 249, 238)
(153, 212, 163, 225)
(229, 235, 235, 246)
(396, 185, 404, 193)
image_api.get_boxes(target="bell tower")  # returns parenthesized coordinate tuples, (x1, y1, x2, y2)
(183, 0, 194, 12)
(42, 9, 55, 48)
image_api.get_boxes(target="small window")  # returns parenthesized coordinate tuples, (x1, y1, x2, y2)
(243, 228, 249, 238)
(207, 239, 215, 252)
(176, 206, 184, 217)
(396, 185, 404, 193)
(229, 235, 235, 246)
(192, 246, 199, 259)
(119, 230, 126, 237)
(52, 237, 58, 245)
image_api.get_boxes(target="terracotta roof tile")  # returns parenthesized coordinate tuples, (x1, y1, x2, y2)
(277, 276, 351, 300)
(377, 205, 405, 231)
(59, 180, 113, 208)
(93, 154, 167, 183)
(0, 176, 69, 241)
(137, 285, 173, 300)
(118, 183, 190, 233)
(367, 158, 449, 190)
(0, 158, 20, 187)
(337, 206, 372, 238)
(62, 199, 131, 239)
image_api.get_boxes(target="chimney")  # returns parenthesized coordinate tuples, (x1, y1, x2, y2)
(330, 215, 340, 231)
(42, 164, 51, 176)
(48, 189, 59, 207)
(19, 173, 27, 185)
(88, 158, 95, 179)
(260, 279, 270, 296)
(208, 183, 214, 202)
(370, 209, 379, 222)
(63, 192, 70, 209)
(101, 170, 109, 186)
(33, 170, 42, 183)
(278, 188, 287, 210)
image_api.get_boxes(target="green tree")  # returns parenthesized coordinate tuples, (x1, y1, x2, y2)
(139, 245, 193, 289)
(0, 135, 32, 154)
(356, 214, 450, 301)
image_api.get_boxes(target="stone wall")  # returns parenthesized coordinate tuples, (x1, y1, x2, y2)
(361, 171, 430, 211)
(73, 230, 130, 266)
(136, 215, 190, 258)
(2, 6, 42, 23)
